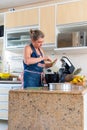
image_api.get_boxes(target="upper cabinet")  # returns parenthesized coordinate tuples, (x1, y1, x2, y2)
(5, 26, 39, 49)
(55, 0, 87, 54)
(4, 0, 87, 51)
(5, 8, 39, 28)
(5, 5, 56, 47)
(56, 1, 83, 25)
(40, 5, 55, 45)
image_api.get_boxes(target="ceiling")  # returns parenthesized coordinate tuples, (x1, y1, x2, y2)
(0, 0, 77, 10)
(0, 0, 47, 10)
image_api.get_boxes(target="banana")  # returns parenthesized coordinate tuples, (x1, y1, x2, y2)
(70, 75, 86, 85)
(0, 73, 10, 79)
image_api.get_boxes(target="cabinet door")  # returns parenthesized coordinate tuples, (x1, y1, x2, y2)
(56, 1, 83, 25)
(40, 5, 55, 45)
(6, 28, 31, 49)
(5, 8, 39, 28)
(0, 84, 21, 120)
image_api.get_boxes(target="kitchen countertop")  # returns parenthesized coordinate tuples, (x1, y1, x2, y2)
(8, 86, 87, 130)
(0, 80, 22, 84)
(9, 85, 87, 94)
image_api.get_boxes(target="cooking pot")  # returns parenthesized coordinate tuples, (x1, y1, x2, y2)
(48, 83, 72, 91)
(45, 73, 59, 84)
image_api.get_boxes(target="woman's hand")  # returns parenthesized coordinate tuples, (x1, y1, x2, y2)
(43, 56, 52, 62)
(51, 58, 57, 66)
(38, 63, 45, 68)
(44, 58, 57, 68)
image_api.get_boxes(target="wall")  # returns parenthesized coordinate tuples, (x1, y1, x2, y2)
(4, 49, 87, 76)
(3, 50, 23, 74)
(0, 39, 4, 72)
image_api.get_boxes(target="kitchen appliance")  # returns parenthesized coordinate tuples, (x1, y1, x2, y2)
(45, 56, 75, 85)
(59, 56, 75, 82)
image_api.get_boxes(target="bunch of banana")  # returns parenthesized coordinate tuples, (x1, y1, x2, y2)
(0, 73, 10, 79)
(70, 75, 86, 86)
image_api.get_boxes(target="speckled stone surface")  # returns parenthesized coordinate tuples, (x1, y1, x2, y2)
(8, 88, 87, 130)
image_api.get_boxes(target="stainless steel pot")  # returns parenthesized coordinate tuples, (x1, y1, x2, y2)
(48, 83, 72, 91)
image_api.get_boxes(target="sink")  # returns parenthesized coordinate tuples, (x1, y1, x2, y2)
(48, 83, 84, 91)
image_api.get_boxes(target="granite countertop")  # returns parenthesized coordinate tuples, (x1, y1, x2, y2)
(10, 86, 87, 95)
(9, 85, 87, 130)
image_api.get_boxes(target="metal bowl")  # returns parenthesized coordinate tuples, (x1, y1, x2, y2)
(48, 83, 72, 91)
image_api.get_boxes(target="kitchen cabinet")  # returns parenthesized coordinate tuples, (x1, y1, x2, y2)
(55, 21, 87, 54)
(55, 0, 87, 54)
(0, 82, 21, 120)
(40, 5, 55, 46)
(5, 26, 39, 49)
(5, 8, 39, 28)
(56, 1, 83, 25)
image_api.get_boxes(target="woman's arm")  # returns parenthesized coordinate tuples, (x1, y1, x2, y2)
(23, 45, 53, 65)
(23, 45, 44, 65)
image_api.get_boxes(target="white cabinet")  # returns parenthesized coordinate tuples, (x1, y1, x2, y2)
(5, 26, 39, 49)
(0, 83, 21, 120)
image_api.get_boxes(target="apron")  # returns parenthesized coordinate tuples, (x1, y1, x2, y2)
(23, 43, 44, 88)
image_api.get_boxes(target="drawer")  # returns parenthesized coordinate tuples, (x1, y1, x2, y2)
(0, 102, 8, 110)
(0, 88, 10, 94)
(0, 95, 8, 102)
(0, 110, 8, 119)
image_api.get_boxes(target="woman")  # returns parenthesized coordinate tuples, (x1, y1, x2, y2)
(23, 29, 56, 88)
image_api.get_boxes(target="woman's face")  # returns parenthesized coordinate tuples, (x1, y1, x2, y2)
(32, 38, 44, 48)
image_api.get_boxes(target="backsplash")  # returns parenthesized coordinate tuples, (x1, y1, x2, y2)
(4, 50, 23, 74)
(3, 49, 87, 77)
(0, 39, 3, 72)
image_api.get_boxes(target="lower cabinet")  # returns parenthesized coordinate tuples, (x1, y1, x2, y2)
(0, 83, 22, 120)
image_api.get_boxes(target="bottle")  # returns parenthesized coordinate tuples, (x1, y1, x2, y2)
(5, 62, 10, 73)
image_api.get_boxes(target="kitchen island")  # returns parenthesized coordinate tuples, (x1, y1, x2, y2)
(8, 86, 87, 130)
